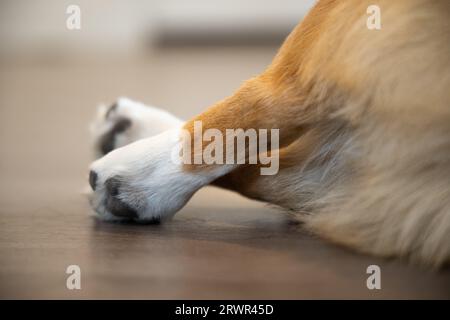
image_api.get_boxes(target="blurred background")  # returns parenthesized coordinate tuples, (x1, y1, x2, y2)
(0, 0, 314, 184)
(0, 0, 313, 55)
(1, 0, 449, 299)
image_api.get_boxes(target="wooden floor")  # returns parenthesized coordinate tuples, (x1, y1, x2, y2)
(0, 48, 449, 299)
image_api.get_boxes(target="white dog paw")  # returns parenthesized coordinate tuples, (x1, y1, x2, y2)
(88, 128, 217, 223)
(90, 97, 182, 157)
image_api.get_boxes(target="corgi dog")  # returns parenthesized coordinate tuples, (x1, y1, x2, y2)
(88, 0, 450, 267)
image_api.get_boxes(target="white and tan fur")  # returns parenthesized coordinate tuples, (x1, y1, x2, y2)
(89, 0, 450, 267)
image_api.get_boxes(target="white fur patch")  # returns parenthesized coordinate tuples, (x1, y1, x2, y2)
(90, 126, 233, 222)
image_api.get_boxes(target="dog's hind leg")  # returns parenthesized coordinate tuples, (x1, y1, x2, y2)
(87, 67, 315, 223)
(87, 5, 338, 222)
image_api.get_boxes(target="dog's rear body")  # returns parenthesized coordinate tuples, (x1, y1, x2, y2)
(89, 0, 450, 267)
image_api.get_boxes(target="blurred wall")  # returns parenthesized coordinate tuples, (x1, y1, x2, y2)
(0, 0, 315, 56)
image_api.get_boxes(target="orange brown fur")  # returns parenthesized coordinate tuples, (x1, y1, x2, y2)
(182, 0, 450, 267)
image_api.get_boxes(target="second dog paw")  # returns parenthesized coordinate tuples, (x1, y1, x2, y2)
(90, 97, 182, 157)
